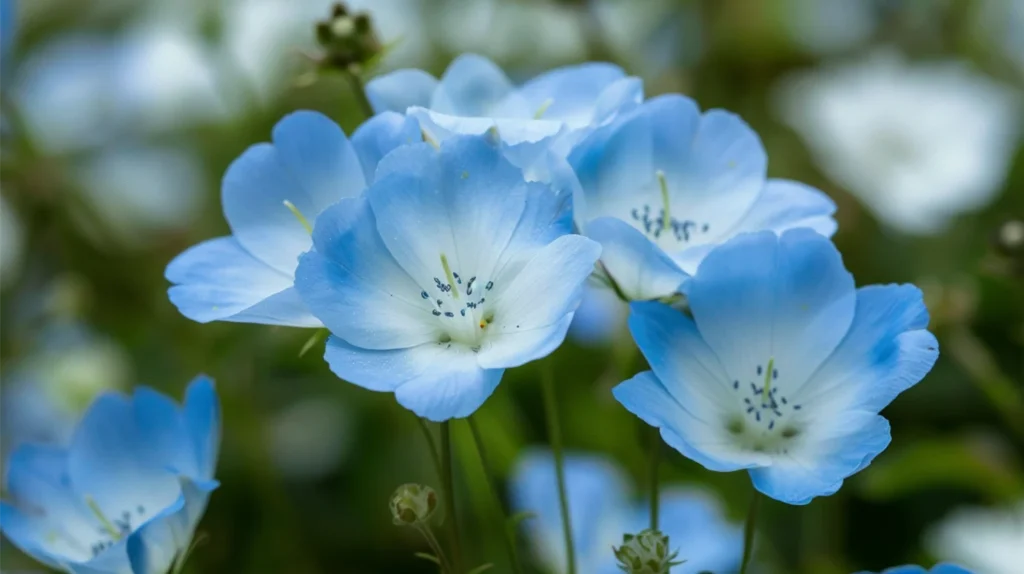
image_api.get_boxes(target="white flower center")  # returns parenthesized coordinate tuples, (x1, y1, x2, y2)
(625, 172, 713, 249)
(421, 252, 497, 349)
(723, 359, 806, 454)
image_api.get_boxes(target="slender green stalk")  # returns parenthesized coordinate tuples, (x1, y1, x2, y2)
(418, 524, 454, 574)
(468, 416, 525, 574)
(440, 421, 464, 573)
(540, 362, 576, 574)
(415, 416, 444, 482)
(345, 72, 376, 119)
(739, 490, 762, 574)
(648, 427, 661, 531)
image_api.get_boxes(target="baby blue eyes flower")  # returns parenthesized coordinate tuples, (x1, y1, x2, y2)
(165, 110, 420, 327)
(857, 565, 974, 574)
(366, 53, 642, 149)
(510, 450, 742, 574)
(0, 376, 221, 574)
(570, 94, 837, 301)
(293, 135, 601, 421)
(613, 229, 939, 505)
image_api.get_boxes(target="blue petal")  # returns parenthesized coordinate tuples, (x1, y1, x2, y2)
(66, 393, 182, 523)
(351, 112, 423, 182)
(295, 197, 440, 350)
(166, 236, 320, 327)
(802, 284, 938, 414)
(0, 502, 68, 570)
(748, 411, 890, 505)
(410, 107, 565, 146)
(510, 449, 629, 573)
(365, 136, 530, 290)
(324, 337, 502, 421)
(222, 111, 365, 275)
(730, 179, 837, 237)
(568, 283, 627, 346)
(131, 387, 195, 477)
(390, 347, 503, 421)
(430, 53, 518, 116)
(570, 94, 767, 249)
(482, 235, 601, 368)
(183, 375, 220, 480)
(613, 371, 765, 473)
(686, 229, 856, 397)
(586, 217, 688, 300)
(515, 62, 629, 126)
(126, 477, 218, 574)
(365, 69, 438, 113)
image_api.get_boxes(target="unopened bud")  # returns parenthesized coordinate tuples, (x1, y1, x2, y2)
(389, 483, 438, 526)
(313, 2, 383, 74)
(613, 529, 683, 574)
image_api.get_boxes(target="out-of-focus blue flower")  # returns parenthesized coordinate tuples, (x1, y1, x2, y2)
(570, 95, 836, 301)
(568, 282, 629, 346)
(0, 0, 15, 68)
(366, 53, 642, 150)
(294, 135, 600, 421)
(0, 376, 221, 574)
(856, 564, 974, 574)
(510, 449, 742, 574)
(165, 110, 420, 327)
(0, 322, 131, 459)
(613, 229, 939, 505)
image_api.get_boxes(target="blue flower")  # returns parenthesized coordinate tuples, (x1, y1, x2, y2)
(166, 110, 420, 327)
(0, 375, 221, 574)
(293, 135, 601, 421)
(613, 229, 939, 505)
(856, 564, 974, 574)
(365, 53, 642, 150)
(569, 94, 837, 301)
(510, 449, 742, 574)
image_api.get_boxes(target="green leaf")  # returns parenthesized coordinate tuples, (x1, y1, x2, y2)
(466, 564, 494, 574)
(298, 329, 328, 358)
(413, 552, 442, 566)
(860, 434, 1024, 502)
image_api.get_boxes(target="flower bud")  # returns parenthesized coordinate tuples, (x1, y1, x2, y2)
(313, 2, 383, 75)
(389, 483, 438, 526)
(613, 528, 683, 574)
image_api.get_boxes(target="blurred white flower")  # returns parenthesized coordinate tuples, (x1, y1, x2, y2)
(776, 51, 1021, 234)
(1, 323, 131, 455)
(74, 145, 207, 245)
(0, 194, 22, 286)
(927, 502, 1024, 574)
(592, 0, 702, 78)
(13, 31, 223, 154)
(268, 395, 353, 480)
(782, 0, 878, 54)
(435, 0, 585, 64)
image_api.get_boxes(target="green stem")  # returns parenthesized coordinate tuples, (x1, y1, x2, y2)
(541, 361, 576, 574)
(345, 71, 376, 120)
(648, 427, 661, 531)
(418, 524, 454, 574)
(468, 416, 525, 574)
(440, 421, 464, 574)
(739, 489, 762, 574)
(416, 416, 444, 482)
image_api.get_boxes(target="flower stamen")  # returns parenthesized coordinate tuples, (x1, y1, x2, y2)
(533, 98, 554, 119)
(440, 254, 460, 299)
(282, 200, 313, 235)
(657, 170, 670, 233)
(85, 496, 122, 542)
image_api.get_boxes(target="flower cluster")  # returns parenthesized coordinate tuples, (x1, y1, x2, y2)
(1, 48, 947, 574)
